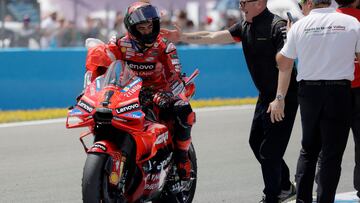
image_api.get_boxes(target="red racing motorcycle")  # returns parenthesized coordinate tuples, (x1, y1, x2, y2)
(66, 60, 199, 203)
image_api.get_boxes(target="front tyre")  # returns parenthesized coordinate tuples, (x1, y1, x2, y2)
(82, 153, 125, 203)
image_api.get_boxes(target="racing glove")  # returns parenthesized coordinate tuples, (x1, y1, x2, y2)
(153, 91, 174, 109)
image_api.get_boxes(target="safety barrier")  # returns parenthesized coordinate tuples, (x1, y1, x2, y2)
(0, 45, 257, 110)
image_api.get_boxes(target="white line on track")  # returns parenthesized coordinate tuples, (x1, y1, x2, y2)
(287, 191, 359, 202)
(0, 105, 255, 129)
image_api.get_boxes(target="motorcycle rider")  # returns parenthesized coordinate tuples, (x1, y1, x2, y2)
(85, 1, 194, 181)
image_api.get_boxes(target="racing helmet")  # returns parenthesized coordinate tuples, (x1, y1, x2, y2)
(124, 2, 160, 46)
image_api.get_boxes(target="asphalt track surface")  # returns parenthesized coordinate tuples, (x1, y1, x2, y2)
(0, 106, 357, 203)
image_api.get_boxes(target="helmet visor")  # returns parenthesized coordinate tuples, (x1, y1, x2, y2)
(128, 5, 160, 25)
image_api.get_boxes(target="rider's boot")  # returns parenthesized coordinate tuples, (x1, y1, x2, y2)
(173, 101, 195, 181)
(174, 143, 192, 181)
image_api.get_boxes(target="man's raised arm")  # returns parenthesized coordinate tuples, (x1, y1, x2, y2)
(161, 24, 235, 44)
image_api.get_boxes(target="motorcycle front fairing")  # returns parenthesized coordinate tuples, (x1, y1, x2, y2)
(66, 60, 145, 131)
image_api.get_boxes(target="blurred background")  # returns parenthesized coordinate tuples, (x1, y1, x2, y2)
(0, 0, 337, 49)
(0, 0, 340, 110)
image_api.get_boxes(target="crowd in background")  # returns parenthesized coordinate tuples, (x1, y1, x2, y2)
(0, 7, 240, 49)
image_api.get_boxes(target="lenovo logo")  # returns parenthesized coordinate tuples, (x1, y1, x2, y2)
(127, 61, 155, 71)
(78, 100, 94, 113)
(116, 103, 139, 114)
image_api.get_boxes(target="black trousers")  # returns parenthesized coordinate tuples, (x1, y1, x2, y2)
(352, 88, 360, 193)
(249, 95, 298, 202)
(295, 80, 351, 203)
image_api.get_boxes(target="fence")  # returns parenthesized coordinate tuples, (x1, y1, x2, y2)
(0, 45, 257, 110)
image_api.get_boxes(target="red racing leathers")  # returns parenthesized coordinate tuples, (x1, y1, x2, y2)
(86, 35, 184, 95)
(85, 34, 194, 180)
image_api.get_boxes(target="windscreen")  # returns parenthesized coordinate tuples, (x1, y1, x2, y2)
(103, 61, 137, 88)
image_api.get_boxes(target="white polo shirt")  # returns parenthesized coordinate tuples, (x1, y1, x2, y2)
(280, 8, 360, 81)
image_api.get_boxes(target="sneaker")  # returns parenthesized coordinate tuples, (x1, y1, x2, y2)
(259, 195, 281, 203)
(279, 182, 296, 202)
(259, 196, 266, 203)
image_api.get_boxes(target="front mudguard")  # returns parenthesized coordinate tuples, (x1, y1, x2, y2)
(88, 140, 118, 155)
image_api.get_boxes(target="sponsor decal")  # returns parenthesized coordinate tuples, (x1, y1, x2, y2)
(144, 183, 159, 190)
(155, 131, 169, 145)
(129, 78, 141, 87)
(171, 81, 184, 96)
(77, 100, 94, 113)
(109, 172, 120, 185)
(162, 38, 168, 43)
(174, 65, 181, 72)
(149, 174, 160, 181)
(116, 103, 139, 114)
(126, 50, 135, 56)
(171, 81, 180, 89)
(171, 59, 180, 65)
(136, 53, 143, 56)
(120, 78, 141, 92)
(115, 160, 120, 170)
(145, 57, 155, 62)
(170, 54, 178, 59)
(122, 87, 130, 92)
(124, 84, 142, 97)
(96, 78, 102, 90)
(150, 51, 159, 56)
(127, 78, 142, 88)
(125, 111, 143, 118)
(135, 71, 153, 77)
(156, 154, 172, 170)
(69, 108, 83, 116)
(304, 25, 347, 35)
(121, 47, 127, 53)
(120, 41, 132, 47)
(93, 143, 107, 151)
(126, 61, 155, 71)
(127, 48, 135, 52)
(165, 42, 176, 54)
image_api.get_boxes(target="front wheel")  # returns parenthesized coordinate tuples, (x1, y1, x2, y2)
(82, 153, 126, 203)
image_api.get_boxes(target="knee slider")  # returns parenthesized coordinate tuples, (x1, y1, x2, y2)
(174, 100, 195, 127)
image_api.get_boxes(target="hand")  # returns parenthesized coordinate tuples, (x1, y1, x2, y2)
(267, 99, 285, 123)
(153, 91, 174, 108)
(280, 20, 293, 40)
(160, 24, 182, 43)
(280, 25, 288, 41)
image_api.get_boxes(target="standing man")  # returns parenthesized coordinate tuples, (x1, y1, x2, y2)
(269, 0, 360, 202)
(335, 0, 360, 198)
(161, 0, 298, 202)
